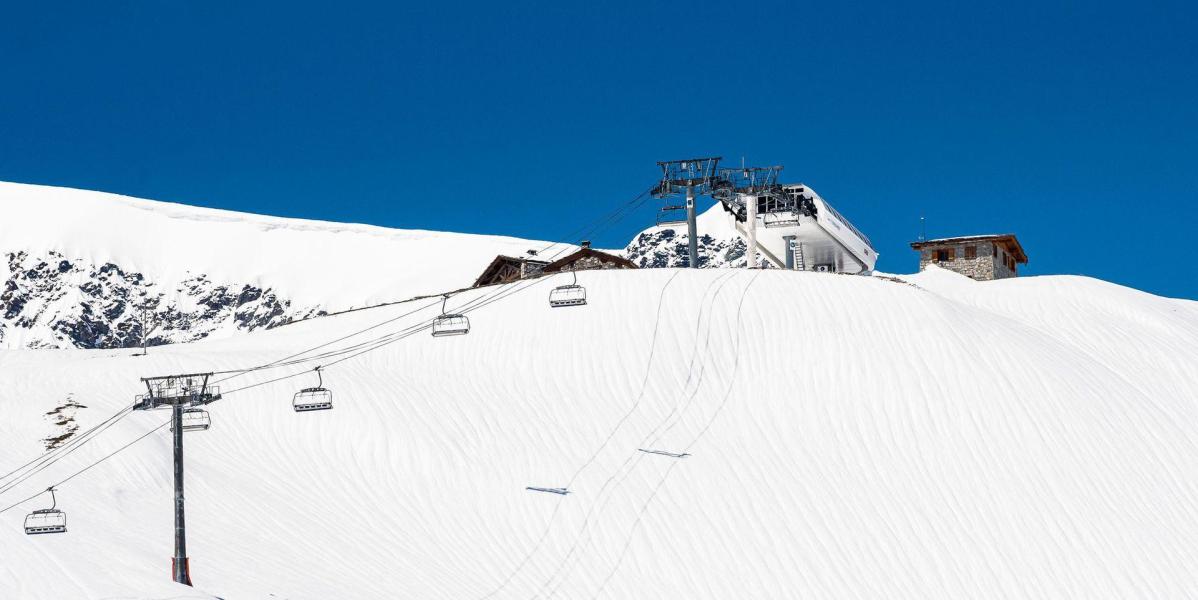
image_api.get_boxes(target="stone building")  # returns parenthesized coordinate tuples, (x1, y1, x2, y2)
(910, 234, 1027, 281)
(472, 255, 549, 287)
(541, 241, 637, 274)
(472, 242, 635, 288)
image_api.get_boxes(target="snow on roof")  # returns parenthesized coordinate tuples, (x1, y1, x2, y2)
(911, 233, 1028, 262)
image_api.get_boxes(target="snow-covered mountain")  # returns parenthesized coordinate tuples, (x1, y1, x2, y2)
(623, 203, 748, 269)
(0, 182, 743, 350)
(3, 185, 1198, 599)
(0, 182, 574, 349)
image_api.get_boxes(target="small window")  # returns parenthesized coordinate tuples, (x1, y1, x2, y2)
(936, 249, 950, 262)
(964, 246, 977, 260)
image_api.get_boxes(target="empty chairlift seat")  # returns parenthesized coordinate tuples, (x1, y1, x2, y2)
(432, 294, 470, 337)
(549, 285, 586, 307)
(174, 408, 211, 432)
(24, 509, 66, 535)
(656, 204, 687, 226)
(549, 268, 586, 308)
(293, 366, 333, 412)
(293, 387, 333, 412)
(432, 313, 471, 336)
(24, 488, 66, 535)
(763, 211, 800, 228)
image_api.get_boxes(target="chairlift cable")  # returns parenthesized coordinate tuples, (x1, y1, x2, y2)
(214, 183, 653, 384)
(208, 296, 446, 384)
(0, 417, 171, 515)
(0, 403, 135, 485)
(4, 180, 661, 526)
(0, 406, 137, 498)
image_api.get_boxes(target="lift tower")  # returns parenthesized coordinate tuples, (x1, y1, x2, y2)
(133, 373, 221, 586)
(713, 165, 785, 268)
(652, 157, 721, 268)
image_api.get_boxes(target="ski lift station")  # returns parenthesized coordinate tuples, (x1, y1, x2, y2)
(716, 183, 878, 273)
(651, 158, 878, 274)
(469, 157, 878, 280)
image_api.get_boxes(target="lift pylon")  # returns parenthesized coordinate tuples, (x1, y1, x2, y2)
(652, 157, 722, 268)
(134, 372, 221, 586)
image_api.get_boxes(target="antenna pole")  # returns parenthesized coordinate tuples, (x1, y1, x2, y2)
(171, 401, 191, 585)
(686, 185, 698, 268)
(745, 193, 758, 268)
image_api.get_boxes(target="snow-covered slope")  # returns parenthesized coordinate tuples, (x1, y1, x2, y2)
(2, 266, 1197, 599)
(0, 182, 568, 349)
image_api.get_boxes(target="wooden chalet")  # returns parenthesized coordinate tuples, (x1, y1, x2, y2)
(472, 242, 635, 288)
(472, 255, 549, 287)
(541, 241, 637, 273)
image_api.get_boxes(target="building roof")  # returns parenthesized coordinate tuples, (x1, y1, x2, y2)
(542, 247, 637, 272)
(910, 234, 1028, 263)
(472, 254, 548, 288)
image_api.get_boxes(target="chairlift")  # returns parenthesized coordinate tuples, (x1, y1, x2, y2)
(549, 267, 587, 308)
(638, 448, 691, 458)
(763, 211, 800, 228)
(432, 294, 470, 337)
(656, 204, 687, 226)
(171, 408, 211, 432)
(293, 366, 333, 412)
(24, 487, 66, 535)
(526, 486, 570, 495)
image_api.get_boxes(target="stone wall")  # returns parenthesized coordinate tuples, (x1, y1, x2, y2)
(572, 255, 625, 270)
(917, 240, 1017, 281)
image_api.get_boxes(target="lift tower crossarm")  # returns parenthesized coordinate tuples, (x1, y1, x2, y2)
(653, 157, 722, 268)
(133, 372, 219, 587)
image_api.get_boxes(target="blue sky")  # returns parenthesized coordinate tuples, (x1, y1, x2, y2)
(1, 2, 1195, 298)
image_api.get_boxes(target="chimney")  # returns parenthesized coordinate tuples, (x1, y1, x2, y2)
(580, 240, 591, 250)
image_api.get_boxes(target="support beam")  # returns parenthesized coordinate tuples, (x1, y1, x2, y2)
(745, 194, 758, 268)
(686, 185, 699, 268)
(172, 402, 191, 586)
(731, 220, 785, 268)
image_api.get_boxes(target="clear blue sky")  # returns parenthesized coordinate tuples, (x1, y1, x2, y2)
(2, 2, 1195, 298)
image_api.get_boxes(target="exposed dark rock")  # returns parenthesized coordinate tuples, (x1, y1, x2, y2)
(0, 250, 324, 349)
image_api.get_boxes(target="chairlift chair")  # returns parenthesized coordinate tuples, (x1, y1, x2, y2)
(24, 487, 66, 535)
(293, 366, 333, 412)
(656, 204, 687, 226)
(763, 211, 800, 228)
(549, 268, 587, 308)
(172, 408, 211, 432)
(432, 294, 470, 337)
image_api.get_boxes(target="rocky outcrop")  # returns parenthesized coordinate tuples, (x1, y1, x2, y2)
(623, 226, 750, 269)
(1, 250, 324, 349)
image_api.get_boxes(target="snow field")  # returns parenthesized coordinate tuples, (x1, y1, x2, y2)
(1, 267, 1197, 598)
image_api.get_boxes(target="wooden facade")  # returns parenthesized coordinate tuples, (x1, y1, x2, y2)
(473, 243, 636, 288)
(472, 255, 549, 288)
